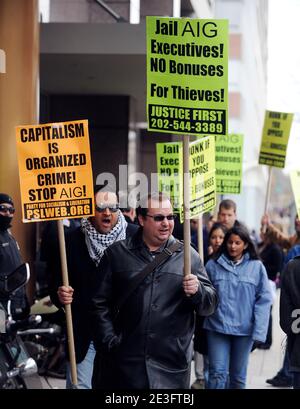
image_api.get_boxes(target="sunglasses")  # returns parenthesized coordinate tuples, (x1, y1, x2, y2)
(95, 203, 119, 213)
(0, 205, 15, 214)
(146, 214, 176, 222)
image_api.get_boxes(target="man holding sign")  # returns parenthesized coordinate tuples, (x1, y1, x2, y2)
(91, 192, 217, 389)
(47, 184, 138, 389)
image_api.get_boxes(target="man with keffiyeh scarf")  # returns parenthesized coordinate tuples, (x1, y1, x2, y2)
(46, 185, 138, 389)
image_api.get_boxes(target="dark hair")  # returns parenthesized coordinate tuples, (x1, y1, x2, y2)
(219, 199, 236, 213)
(218, 224, 259, 260)
(208, 222, 227, 243)
(120, 207, 131, 213)
(94, 184, 118, 198)
(118, 190, 135, 212)
(136, 192, 171, 218)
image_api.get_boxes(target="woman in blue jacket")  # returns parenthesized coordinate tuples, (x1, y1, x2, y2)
(204, 224, 273, 389)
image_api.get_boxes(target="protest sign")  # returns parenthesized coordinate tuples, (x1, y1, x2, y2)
(15, 119, 94, 222)
(156, 142, 183, 210)
(215, 133, 243, 194)
(189, 135, 216, 219)
(259, 110, 293, 168)
(147, 17, 228, 136)
(156, 135, 216, 222)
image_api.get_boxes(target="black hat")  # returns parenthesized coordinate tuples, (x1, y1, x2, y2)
(0, 193, 14, 206)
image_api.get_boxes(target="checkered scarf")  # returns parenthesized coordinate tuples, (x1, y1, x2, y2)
(81, 212, 127, 266)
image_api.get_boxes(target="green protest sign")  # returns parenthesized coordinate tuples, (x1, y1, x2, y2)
(290, 170, 300, 219)
(215, 133, 243, 194)
(156, 142, 183, 210)
(189, 135, 216, 219)
(156, 135, 216, 222)
(147, 17, 228, 136)
(259, 110, 293, 168)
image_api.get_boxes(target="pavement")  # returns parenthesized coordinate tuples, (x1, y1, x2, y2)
(247, 289, 289, 389)
(24, 373, 65, 389)
(25, 289, 288, 389)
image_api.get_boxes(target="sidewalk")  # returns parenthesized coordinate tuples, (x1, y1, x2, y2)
(247, 289, 289, 389)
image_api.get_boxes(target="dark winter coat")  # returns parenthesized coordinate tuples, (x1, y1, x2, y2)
(0, 229, 28, 316)
(47, 227, 99, 363)
(280, 256, 300, 371)
(258, 241, 283, 280)
(91, 230, 218, 389)
(47, 223, 138, 363)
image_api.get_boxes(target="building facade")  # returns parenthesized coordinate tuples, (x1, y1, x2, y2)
(40, 0, 268, 230)
(213, 0, 269, 230)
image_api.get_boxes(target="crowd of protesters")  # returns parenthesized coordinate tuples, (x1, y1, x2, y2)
(39, 194, 300, 389)
(4, 186, 300, 390)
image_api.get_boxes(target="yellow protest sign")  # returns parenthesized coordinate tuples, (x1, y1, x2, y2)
(189, 135, 216, 219)
(290, 170, 300, 219)
(259, 110, 293, 168)
(147, 17, 228, 136)
(156, 142, 183, 211)
(15, 119, 94, 222)
(156, 136, 216, 222)
(215, 133, 243, 194)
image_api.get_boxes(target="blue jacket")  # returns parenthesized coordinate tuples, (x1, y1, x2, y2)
(203, 253, 273, 342)
(284, 244, 300, 266)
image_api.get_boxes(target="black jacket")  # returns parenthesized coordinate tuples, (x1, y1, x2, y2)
(47, 227, 98, 363)
(258, 241, 283, 281)
(91, 230, 218, 389)
(0, 229, 28, 316)
(280, 256, 300, 371)
(47, 223, 138, 363)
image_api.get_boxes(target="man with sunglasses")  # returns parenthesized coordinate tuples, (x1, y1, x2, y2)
(46, 184, 138, 389)
(91, 192, 217, 389)
(0, 193, 29, 319)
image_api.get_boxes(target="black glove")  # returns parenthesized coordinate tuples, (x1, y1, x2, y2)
(251, 340, 264, 352)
